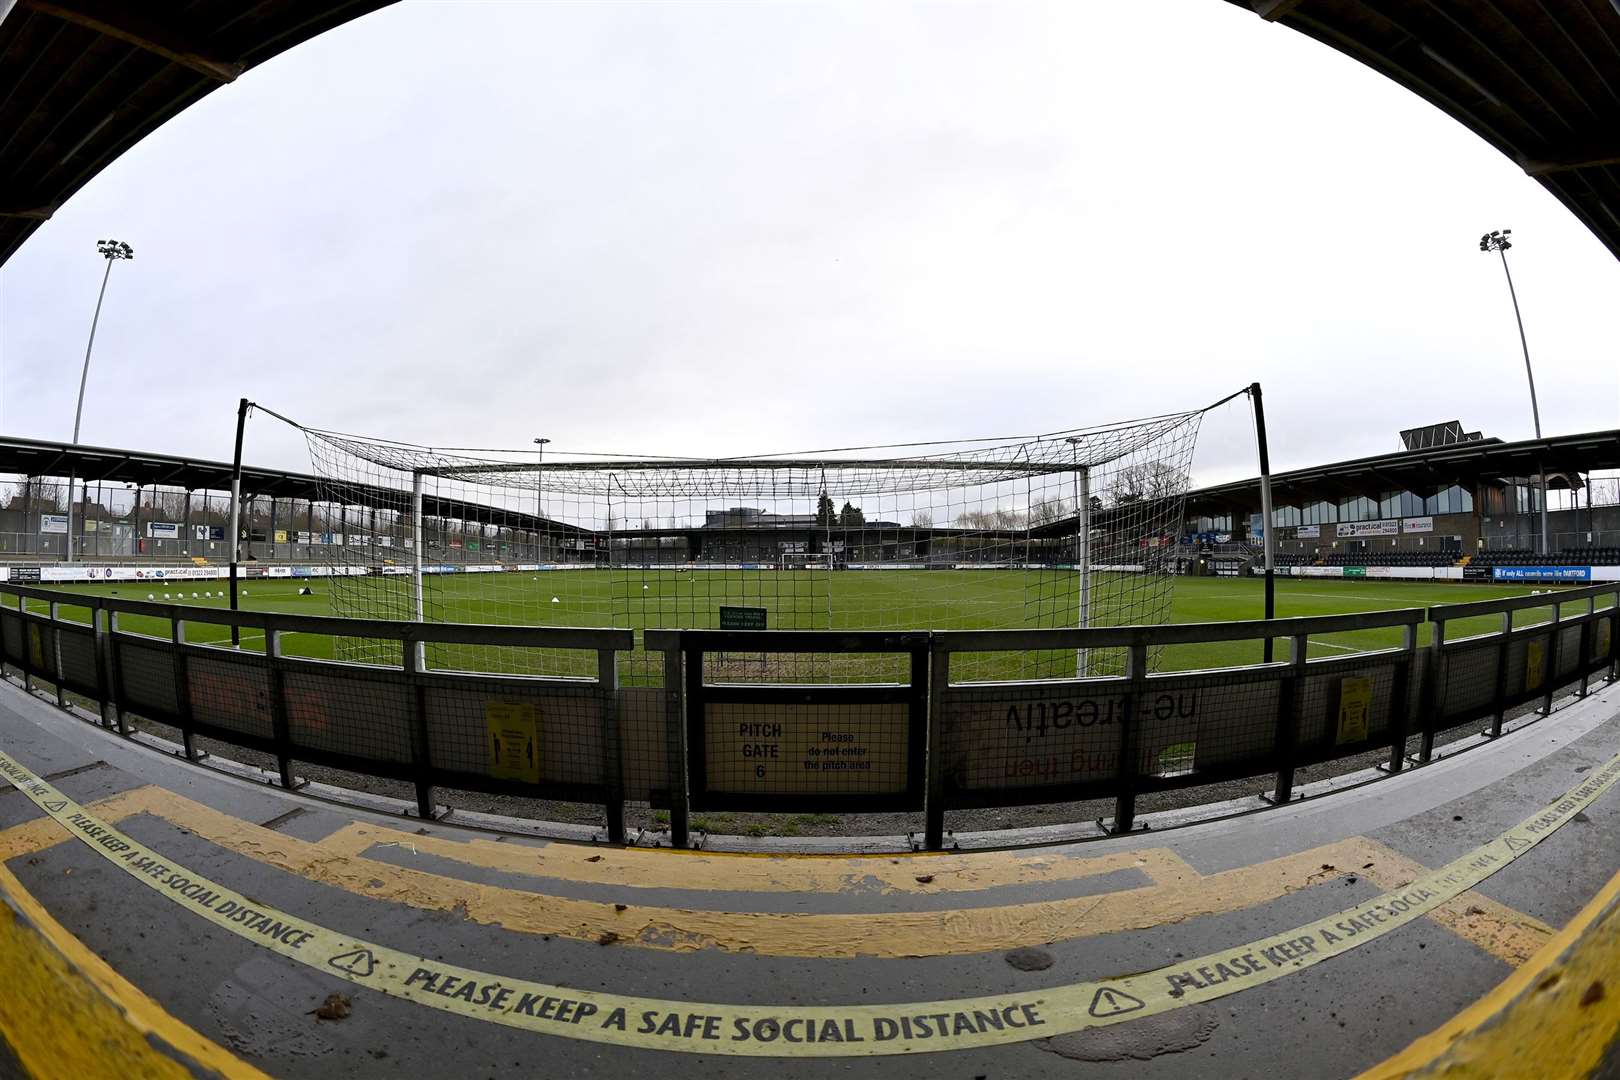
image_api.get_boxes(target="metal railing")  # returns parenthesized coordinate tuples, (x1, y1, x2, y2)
(1, 581, 1615, 850)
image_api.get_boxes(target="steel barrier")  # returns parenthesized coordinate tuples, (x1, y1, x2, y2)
(1, 582, 1616, 850)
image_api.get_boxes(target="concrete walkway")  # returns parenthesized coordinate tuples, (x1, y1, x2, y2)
(1, 673, 1618, 1078)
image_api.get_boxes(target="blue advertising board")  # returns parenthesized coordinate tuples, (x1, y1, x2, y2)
(1493, 566, 1592, 582)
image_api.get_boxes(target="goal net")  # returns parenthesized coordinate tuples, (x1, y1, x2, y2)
(281, 406, 1209, 683)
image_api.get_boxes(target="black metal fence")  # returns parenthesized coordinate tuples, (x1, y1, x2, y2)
(1, 581, 1616, 850)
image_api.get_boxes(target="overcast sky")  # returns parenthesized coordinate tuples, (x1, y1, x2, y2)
(2, 0, 1616, 490)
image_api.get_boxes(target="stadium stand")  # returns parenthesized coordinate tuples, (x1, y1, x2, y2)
(1321, 550, 1458, 568)
(1473, 547, 1620, 568)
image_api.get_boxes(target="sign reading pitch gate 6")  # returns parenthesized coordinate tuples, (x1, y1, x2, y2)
(704, 703, 909, 797)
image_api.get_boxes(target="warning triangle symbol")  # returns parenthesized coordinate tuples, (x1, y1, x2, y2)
(42, 799, 65, 813)
(1505, 834, 1531, 851)
(1088, 986, 1146, 1018)
(328, 949, 376, 978)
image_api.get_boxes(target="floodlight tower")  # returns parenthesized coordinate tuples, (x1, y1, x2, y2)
(66, 239, 134, 562)
(1479, 229, 1548, 555)
(533, 437, 551, 561)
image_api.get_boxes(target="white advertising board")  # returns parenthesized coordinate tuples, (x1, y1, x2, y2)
(1402, 517, 1435, 534)
(1336, 520, 1399, 538)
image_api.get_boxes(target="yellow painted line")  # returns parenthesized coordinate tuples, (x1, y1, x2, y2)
(318, 818, 1200, 894)
(0, 785, 165, 860)
(1359, 865, 1620, 1079)
(1349, 837, 1556, 967)
(129, 789, 1471, 958)
(0, 784, 1550, 964)
(2, 746, 1616, 1057)
(0, 862, 271, 1080)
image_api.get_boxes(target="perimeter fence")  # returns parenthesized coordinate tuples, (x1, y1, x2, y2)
(0, 581, 1614, 849)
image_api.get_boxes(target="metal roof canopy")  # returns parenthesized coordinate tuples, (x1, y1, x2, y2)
(0, 435, 577, 533)
(1224, 0, 1620, 262)
(6, 429, 1614, 538)
(1185, 427, 1620, 515)
(0, 0, 395, 265)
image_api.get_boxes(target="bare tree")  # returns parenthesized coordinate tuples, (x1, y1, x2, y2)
(1108, 461, 1190, 507)
(1028, 497, 1070, 526)
(908, 510, 934, 528)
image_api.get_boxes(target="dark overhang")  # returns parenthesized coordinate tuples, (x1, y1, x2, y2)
(1224, 0, 1620, 262)
(0, 0, 395, 266)
(0, 435, 577, 532)
(1186, 428, 1620, 515)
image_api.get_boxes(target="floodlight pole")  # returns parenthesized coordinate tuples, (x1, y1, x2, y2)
(227, 398, 249, 647)
(67, 239, 134, 563)
(1251, 383, 1277, 663)
(1481, 229, 1549, 555)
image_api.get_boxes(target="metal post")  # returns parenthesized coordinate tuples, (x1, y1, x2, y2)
(662, 644, 690, 848)
(597, 648, 625, 844)
(1487, 611, 1511, 738)
(227, 398, 249, 647)
(182, 490, 193, 558)
(1541, 598, 1561, 717)
(1252, 383, 1278, 662)
(412, 470, 426, 670)
(402, 629, 436, 819)
(1107, 642, 1147, 834)
(1382, 622, 1415, 774)
(266, 624, 299, 790)
(924, 645, 949, 851)
(1419, 618, 1447, 763)
(1267, 633, 1308, 803)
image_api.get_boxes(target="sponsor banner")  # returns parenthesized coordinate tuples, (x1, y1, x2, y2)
(1335, 520, 1399, 538)
(7, 566, 40, 583)
(1463, 564, 1493, 581)
(462, 565, 500, 573)
(195, 525, 226, 541)
(1493, 566, 1593, 582)
(268, 566, 293, 578)
(1401, 516, 1434, 535)
(516, 564, 542, 572)
(1343, 566, 1367, 578)
(147, 522, 181, 540)
(39, 514, 67, 535)
(1297, 525, 1320, 539)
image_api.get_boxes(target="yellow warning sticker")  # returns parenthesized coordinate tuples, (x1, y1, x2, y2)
(1526, 640, 1546, 692)
(1335, 676, 1372, 745)
(485, 702, 540, 783)
(1, 746, 1618, 1058)
(27, 624, 44, 671)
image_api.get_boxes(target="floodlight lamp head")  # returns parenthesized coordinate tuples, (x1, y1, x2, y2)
(96, 239, 133, 260)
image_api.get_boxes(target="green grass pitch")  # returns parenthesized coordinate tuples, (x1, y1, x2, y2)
(24, 572, 1594, 678)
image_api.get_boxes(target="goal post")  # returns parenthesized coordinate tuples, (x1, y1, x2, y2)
(273, 399, 1226, 681)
